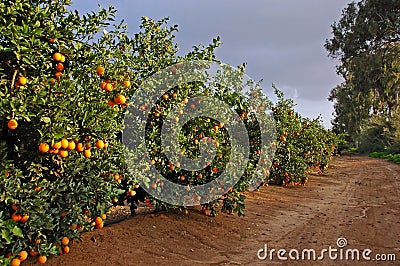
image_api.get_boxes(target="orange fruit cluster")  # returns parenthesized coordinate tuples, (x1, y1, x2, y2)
(53, 52, 66, 80)
(10, 250, 29, 266)
(38, 138, 108, 159)
(97, 66, 130, 109)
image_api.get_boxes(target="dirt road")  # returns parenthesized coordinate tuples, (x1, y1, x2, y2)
(41, 154, 400, 265)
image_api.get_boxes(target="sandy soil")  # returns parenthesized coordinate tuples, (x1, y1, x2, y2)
(26, 154, 400, 265)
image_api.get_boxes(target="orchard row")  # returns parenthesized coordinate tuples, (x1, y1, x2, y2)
(0, 1, 339, 265)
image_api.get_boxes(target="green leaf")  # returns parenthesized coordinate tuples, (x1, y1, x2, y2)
(41, 116, 51, 124)
(12, 226, 23, 238)
(54, 133, 64, 139)
(1, 229, 11, 243)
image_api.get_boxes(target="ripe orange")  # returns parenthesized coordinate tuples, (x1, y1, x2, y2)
(52, 141, 62, 149)
(83, 149, 91, 158)
(212, 167, 219, 173)
(34, 186, 41, 192)
(37, 255, 47, 264)
(7, 119, 18, 130)
(20, 214, 29, 223)
(60, 55, 66, 63)
(54, 71, 63, 79)
(11, 213, 22, 222)
(39, 143, 50, 153)
(10, 258, 20, 266)
(29, 250, 38, 257)
(280, 135, 286, 142)
(180, 176, 185, 181)
(61, 236, 69, 246)
(76, 142, 84, 152)
(114, 95, 126, 105)
(95, 140, 104, 149)
(60, 138, 69, 149)
(104, 83, 113, 92)
(94, 217, 102, 225)
(107, 100, 115, 107)
(18, 76, 27, 85)
(67, 141, 76, 151)
(101, 213, 107, 220)
(19, 250, 28, 261)
(56, 63, 64, 72)
(182, 97, 188, 104)
(11, 204, 19, 211)
(104, 142, 109, 149)
(96, 221, 104, 229)
(128, 190, 136, 197)
(100, 81, 107, 90)
(151, 183, 157, 189)
(48, 38, 55, 44)
(53, 52, 62, 61)
(63, 246, 70, 254)
(50, 148, 59, 154)
(96, 66, 105, 76)
(124, 80, 131, 88)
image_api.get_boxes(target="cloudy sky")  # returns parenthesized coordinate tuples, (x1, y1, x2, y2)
(71, 0, 352, 127)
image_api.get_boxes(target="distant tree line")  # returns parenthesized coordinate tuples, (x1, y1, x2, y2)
(325, 0, 400, 153)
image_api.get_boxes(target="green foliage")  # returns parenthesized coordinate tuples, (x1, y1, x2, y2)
(369, 151, 400, 165)
(269, 87, 340, 185)
(326, 0, 400, 147)
(0, 0, 341, 262)
(0, 0, 186, 259)
(347, 147, 359, 153)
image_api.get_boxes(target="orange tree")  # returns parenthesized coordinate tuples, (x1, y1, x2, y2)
(269, 87, 340, 185)
(126, 61, 275, 217)
(0, 0, 275, 263)
(0, 0, 184, 263)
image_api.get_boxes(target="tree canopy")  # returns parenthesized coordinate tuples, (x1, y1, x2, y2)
(325, 0, 400, 151)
